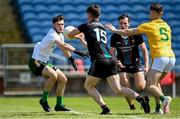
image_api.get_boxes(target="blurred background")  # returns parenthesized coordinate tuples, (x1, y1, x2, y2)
(0, 0, 179, 97)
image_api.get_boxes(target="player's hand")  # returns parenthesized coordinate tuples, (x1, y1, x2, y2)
(117, 60, 126, 68)
(74, 33, 84, 40)
(74, 49, 89, 59)
(144, 66, 149, 73)
(105, 23, 116, 32)
(68, 57, 77, 71)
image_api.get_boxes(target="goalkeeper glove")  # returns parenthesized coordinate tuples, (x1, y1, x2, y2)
(68, 56, 77, 71)
(74, 49, 89, 59)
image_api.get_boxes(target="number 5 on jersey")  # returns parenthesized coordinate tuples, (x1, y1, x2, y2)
(94, 28, 107, 44)
(159, 27, 169, 41)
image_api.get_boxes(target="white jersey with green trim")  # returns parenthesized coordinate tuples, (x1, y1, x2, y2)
(32, 28, 64, 63)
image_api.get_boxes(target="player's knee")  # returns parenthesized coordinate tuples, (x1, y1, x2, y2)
(56, 72, 67, 82)
(146, 84, 155, 92)
(58, 76, 67, 84)
(63, 77, 68, 83)
(84, 83, 93, 91)
(120, 80, 130, 88)
(84, 83, 89, 90)
(145, 79, 151, 87)
(137, 85, 145, 91)
(50, 73, 58, 81)
(121, 83, 130, 88)
(113, 87, 123, 96)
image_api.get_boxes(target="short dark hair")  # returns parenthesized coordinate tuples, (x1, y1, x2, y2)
(150, 3, 164, 15)
(118, 14, 131, 22)
(86, 4, 101, 18)
(52, 15, 64, 23)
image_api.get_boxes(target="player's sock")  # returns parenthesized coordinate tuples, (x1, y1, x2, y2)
(41, 91, 49, 102)
(101, 105, 107, 109)
(155, 104, 161, 111)
(100, 105, 111, 114)
(56, 96, 64, 106)
(136, 95, 143, 102)
(136, 95, 150, 113)
(130, 104, 136, 110)
(160, 95, 165, 102)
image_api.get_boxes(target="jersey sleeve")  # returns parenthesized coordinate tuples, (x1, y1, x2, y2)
(49, 33, 64, 42)
(136, 35, 144, 45)
(137, 22, 151, 34)
(110, 34, 116, 47)
(50, 32, 61, 42)
(77, 23, 87, 33)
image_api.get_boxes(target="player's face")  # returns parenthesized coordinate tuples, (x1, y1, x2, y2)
(87, 12, 93, 22)
(119, 17, 130, 29)
(53, 20, 64, 33)
(150, 10, 154, 20)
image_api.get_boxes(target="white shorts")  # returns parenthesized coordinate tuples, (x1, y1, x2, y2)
(151, 57, 176, 73)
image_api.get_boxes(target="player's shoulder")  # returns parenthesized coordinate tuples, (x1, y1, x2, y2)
(44, 28, 61, 41)
(110, 33, 122, 42)
(132, 34, 143, 39)
(78, 22, 88, 29)
(81, 22, 89, 26)
(161, 19, 171, 29)
(140, 21, 152, 27)
(111, 33, 121, 38)
(48, 28, 59, 38)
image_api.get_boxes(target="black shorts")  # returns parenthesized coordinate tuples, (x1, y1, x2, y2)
(119, 63, 143, 74)
(28, 58, 57, 76)
(88, 58, 118, 79)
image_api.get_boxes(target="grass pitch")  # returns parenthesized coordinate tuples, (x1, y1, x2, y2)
(0, 96, 179, 119)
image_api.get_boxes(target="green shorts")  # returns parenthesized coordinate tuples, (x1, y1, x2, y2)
(28, 58, 57, 76)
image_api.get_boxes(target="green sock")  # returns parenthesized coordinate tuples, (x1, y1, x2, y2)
(41, 91, 49, 102)
(155, 104, 161, 111)
(57, 96, 63, 106)
(160, 95, 165, 102)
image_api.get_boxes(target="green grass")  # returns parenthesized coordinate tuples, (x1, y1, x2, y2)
(0, 96, 180, 119)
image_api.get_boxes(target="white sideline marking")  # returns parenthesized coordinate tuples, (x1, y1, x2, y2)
(68, 110, 83, 115)
(128, 116, 146, 119)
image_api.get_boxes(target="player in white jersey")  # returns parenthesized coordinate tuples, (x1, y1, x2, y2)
(28, 15, 88, 112)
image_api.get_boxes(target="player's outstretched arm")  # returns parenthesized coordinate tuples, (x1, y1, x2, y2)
(68, 28, 81, 39)
(55, 39, 75, 52)
(68, 28, 87, 48)
(55, 39, 89, 59)
(74, 33, 87, 48)
(105, 23, 139, 36)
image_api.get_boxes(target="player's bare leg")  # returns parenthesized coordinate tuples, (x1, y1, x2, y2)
(146, 69, 163, 97)
(55, 69, 71, 111)
(56, 69, 67, 96)
(133, 72, 147, 110)
(153, 72, 167, 114)
(133, 72, 146, 91)
(84, 75, 110, 114)
(120, 73, 135, 110)
(146, 69, 172, 114)
(107, 74, 150, 113)
(40, 66, 58, 112)
(153, 83, 163, 114)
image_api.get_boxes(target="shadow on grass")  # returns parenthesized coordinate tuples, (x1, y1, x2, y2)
(1, 111, 57, 118)
(1, 111, 82, 118)
(114, 112, 142, 115)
